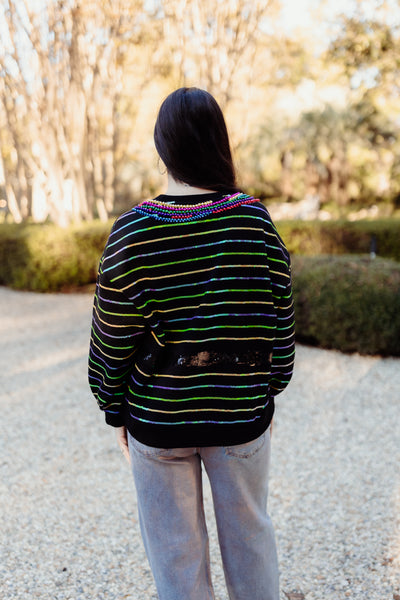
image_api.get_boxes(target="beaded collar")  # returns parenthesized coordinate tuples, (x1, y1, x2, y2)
(135, 193, 258, 223)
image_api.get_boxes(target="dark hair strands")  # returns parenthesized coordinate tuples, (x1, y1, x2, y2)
(154, 87, 241, 194)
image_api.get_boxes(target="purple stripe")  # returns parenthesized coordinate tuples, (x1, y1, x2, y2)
(96, 291, 132, 306)
(271, 369, 294, 376)
(168, 313, 275, 323)
(274, 344, 295, 350)
(277, 312, 295, 321)
(104, 238, 257, 269)
(96, 388, 113, 397)
(130, 375, 269, 392)
(93, 319, 139, 340)
(89, 347, 130, 371)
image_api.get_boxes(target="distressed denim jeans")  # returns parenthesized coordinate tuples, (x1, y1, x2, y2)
(128, 429, 279, 600)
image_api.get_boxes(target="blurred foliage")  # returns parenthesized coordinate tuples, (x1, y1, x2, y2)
(277, 218, 400, 262)
(1, 218, 399, 292)
(2, 218, 400, 356)
(1, 1, 400, 223)
(292, 255, 400, 356)
(327, 15, 400, 87)
(0, 221, 110, 291)
(226, 5, 400, 211)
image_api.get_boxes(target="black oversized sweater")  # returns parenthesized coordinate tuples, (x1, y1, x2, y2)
(88, 192, 295, 448)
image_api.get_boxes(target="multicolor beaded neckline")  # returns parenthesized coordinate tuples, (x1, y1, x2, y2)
(135, 193, 258, 223)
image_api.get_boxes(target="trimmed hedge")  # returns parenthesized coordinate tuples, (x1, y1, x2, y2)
(0, 221, 111, 292)
(292, 255, 400, 356)
(1, 221, 400, 355)
(276, 218, 400, 262)
(1, 218, 399, 292)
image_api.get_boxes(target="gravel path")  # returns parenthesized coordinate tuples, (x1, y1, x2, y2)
(1, 286, 399, 600)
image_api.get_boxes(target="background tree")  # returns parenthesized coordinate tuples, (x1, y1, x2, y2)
(160, 0, 280, 108)
(0, 0, 145, 225)
(240, 1, 400, 211)
(1, 0, 400, 224)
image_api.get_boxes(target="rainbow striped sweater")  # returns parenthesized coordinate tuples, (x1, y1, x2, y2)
(88, 192, 295, 448)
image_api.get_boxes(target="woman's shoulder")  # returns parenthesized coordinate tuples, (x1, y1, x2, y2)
(102, 205, 151, 255)
(240, 197, 274, 223)
(110, 203, 153, 234)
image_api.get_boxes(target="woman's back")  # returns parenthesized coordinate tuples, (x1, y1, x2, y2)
(89, 190, 294, 448)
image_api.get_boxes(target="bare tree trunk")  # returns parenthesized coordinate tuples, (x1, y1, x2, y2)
(162, 0, 279, 111)
(280, 150, 293, 199)
(0, 0, 143, 224)
(5, 183, 22, 223)
(17, 158, 30, 219)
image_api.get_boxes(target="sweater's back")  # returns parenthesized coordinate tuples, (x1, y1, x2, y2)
(88, 192, 295, 448)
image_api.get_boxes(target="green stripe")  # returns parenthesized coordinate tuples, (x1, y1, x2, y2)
(137, 290, 272, 310)
(128, 386, 266, 403)
(95, 295, 143, 318)
(276, 324, 294, 331)
(274, 350, 295, 359)
(91, 327, 135, 351)
(110, 251, 268, 283)
(88, 357, 131, 380)
(167, 325, 275, 333)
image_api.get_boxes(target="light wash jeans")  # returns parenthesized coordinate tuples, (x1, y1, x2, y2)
(128, 429, 279, 600)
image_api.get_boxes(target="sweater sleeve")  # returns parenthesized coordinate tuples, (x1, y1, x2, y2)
(263, 211, 295, 397)
(269, 276, 295, 397)
(88, 256, 147, 427)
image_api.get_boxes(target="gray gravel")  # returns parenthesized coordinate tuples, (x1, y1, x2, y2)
(1, 286, 399, 600)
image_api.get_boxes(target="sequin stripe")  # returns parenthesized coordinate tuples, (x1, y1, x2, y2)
(92, 318, 143, 340)
(127, 402, 268, 416)
(119, 265, 269, 291)
(93, 304, 140, 329)
(105, 215, 276, 261)
(89, 359, 130, 380)
(131, 374, 270, 391)
(89, 339, 135, 362)
(141, 301, 274, 318)
(88, 371, 125, 390)
(102, 238, 265, 274)
(94, 298, 143, 318)
(166, 324, 276, 333)
(137, 291, 273, 310)
(104, 225, 266, 263)
(167, 312, 276, 323)
(128, 386, 266, 403)
(90, 347, 132, 372)
(91, 329, 140, 353)
(167, 336, 275, 343)
(134, 276, 270, 306)
(109, 252, 268, 283)
(135, 365, 271, 379)
(129, 412, 263, 426)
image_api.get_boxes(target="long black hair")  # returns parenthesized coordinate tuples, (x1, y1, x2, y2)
(154, 87, 241, 193)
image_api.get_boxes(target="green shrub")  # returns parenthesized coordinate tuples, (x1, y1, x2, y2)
(292, 255, 400, 356)
(276, 219, 400, 262)
(1, 221, 400, 356)
(0, 221, 111, 292)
